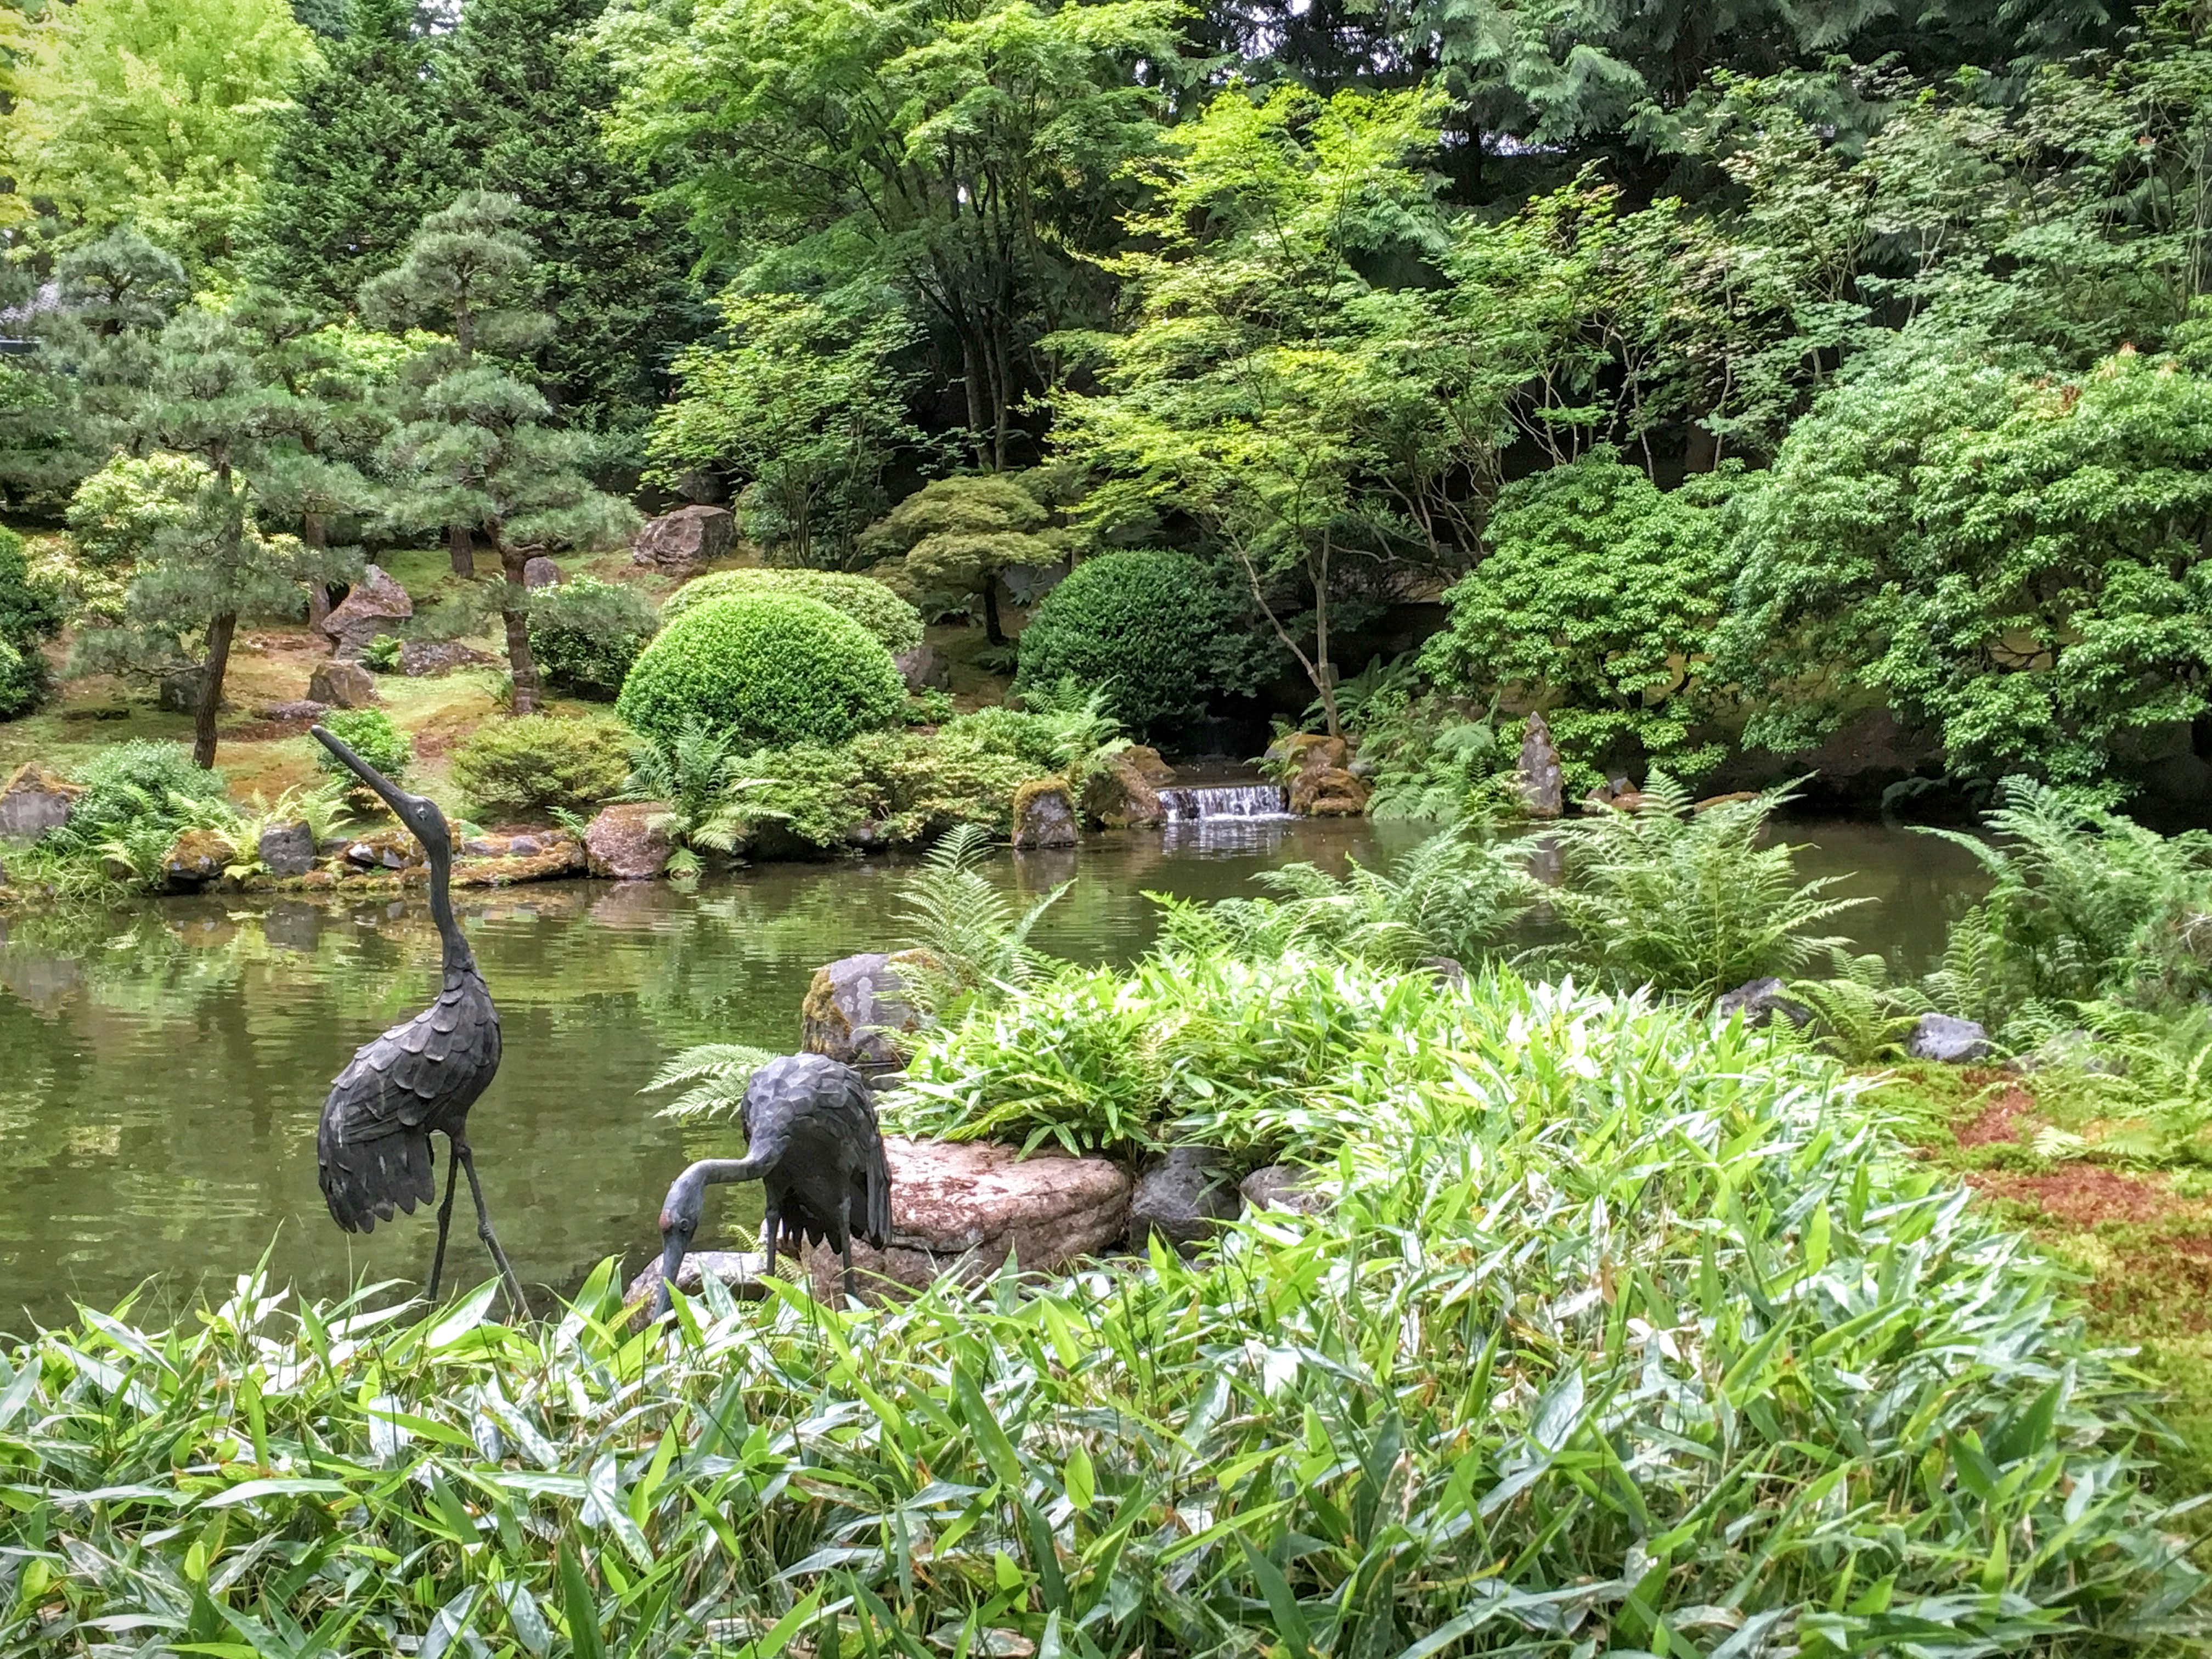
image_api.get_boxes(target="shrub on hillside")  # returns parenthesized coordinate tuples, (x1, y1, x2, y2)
(1013, 549, 1257, 737)
(314, 709, 411, 809)
(661, 568, 923, 653)
(452, 715, 631, 817)
(525, 575, 659, 699)
(1424, 448, 1732, 783)
(0, 528, 65, 718)
(48, 741, 229, 856)
(615, 591, 906, 748)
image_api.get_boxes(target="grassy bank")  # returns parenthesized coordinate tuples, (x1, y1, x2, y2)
(4, 968, 2205, 1656)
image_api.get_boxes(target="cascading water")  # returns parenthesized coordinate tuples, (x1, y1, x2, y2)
(1159, 782, 1291, 822)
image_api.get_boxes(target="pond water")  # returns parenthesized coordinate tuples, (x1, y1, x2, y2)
(0, 814, 1984, 1329)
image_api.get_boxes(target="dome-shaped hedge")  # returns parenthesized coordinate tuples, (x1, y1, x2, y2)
(661, 568, 923, 654)
(1014, 549, 1250, 736)
(617, 591, 907, 748)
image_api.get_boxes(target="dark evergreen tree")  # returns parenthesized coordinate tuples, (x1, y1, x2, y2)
(446, 0, 702, 426)
(250, 0, 458, 315)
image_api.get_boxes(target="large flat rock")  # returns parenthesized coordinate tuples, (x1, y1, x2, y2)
(629, 1135, 1132, 1312)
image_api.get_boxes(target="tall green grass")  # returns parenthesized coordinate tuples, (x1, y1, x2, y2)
(4, 973, 2202, 1657)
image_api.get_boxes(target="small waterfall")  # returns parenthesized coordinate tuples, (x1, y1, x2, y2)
(1160, 783, 1291, 822)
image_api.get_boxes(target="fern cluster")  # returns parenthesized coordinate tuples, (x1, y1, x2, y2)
(891, 824, 1068, 1024)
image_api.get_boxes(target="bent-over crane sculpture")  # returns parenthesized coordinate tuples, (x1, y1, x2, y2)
(653, 1052, 892, 1316)
(310, 724, 527, 1317)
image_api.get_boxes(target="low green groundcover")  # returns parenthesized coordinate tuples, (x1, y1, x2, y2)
(1, 965, 2197, 1655)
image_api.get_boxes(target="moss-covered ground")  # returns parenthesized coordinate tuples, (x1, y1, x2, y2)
(2, 540, 1018, 812)
(1874, 1061, 2212, 1492)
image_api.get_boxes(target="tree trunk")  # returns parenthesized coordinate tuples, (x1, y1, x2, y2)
(448, 523, 476, 578)
(982, 573, 1006, 646)
(195, 612, 237, 770)
(1311, 535, 1340, 738)
(499, 542, 541, 715)
(303, 512, 333, 638)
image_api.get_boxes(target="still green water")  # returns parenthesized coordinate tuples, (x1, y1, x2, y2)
(0, 816, 1980, 1328)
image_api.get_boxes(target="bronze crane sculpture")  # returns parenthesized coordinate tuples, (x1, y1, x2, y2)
(652, 1053, 892, 1316)
(309, 724, 527, 1317)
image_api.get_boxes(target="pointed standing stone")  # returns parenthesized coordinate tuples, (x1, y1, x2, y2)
(1517, 711, 1564, 818)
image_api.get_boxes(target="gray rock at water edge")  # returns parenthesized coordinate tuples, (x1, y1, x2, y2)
(522, 556, 561, 589)
(320, 564, 414, 657)
(631, 503, 734, 571)
(307, 659, 379, 709)
(1128, 1145, 1242, 1255)
(1241, 1164, 1331, 1217)
(1517, 710, 1564, 819)
(1909, 1013, 1990, 1064)
(0, 765, 75, 843)
(802, 951, 926, 1072)
(1713, 977, 1812, 1029)
(894, 644, 950, 693)
(584, 802, 673, 880)
(1012, 781, 1079, 849)
(258, 821, 318, 877)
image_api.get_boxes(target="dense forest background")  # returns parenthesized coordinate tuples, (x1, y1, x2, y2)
(0, 0, 2208, 798)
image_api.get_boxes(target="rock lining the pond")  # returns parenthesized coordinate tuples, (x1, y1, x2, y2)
(162, 828, 232, 888)
(1713, 977, 1812, 1029)
(1909, 1013, 1990, 1064)
(1128, 1145, 1241, 1254)
(1282, 735, 1370, 817)
(1012, 779, 1079, 848)
(629, 1136, 1133, 1312)
(584, 803, 673, 880)
(258, 821, 318, 877)
(0, 764, 77, 843)
(1517, 712, 1564, 818)
(320, 564, 414, 657)
(308, 659, 379, 708)
(802, 951, 927, 1071)
(1082, 744, 1174, 828)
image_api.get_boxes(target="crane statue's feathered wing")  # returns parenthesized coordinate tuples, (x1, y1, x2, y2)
(319, 974, 502, 1232)
(739, 1056, 892, 1249)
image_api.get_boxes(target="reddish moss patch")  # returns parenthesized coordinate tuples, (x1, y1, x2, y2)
(1957, 1082, 2038, 1148)
(1966, 1165, 2178, 1227)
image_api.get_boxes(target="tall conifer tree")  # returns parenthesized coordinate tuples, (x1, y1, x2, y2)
(446, 0, 699, 425)
(250, 0, 456, 315)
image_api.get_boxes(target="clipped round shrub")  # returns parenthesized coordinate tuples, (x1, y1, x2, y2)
(0, 637, 33, 720)
(452, 715, 631, 817)
(315, 708, 412, 805)
(526, 575, 660, 699)
(1014, 549, 1253, 736)
(661, 568, 923, 653)
(616, 591, 907, 749)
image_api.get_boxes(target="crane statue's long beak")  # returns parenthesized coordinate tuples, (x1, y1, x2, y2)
(652, 1222, 692, 1318)
(310, 724, 410, 816)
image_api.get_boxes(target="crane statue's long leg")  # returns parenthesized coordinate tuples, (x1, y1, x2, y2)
(838, 1190, 857, 1304)
(454, 1139, 529, 1320)
(425, 1144, 464, 1302)
(760, 1194, 782, 1285)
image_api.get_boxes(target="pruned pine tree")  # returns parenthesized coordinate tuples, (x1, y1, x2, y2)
(365, 192, 640, 713)
(69, 304, 365, 765)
